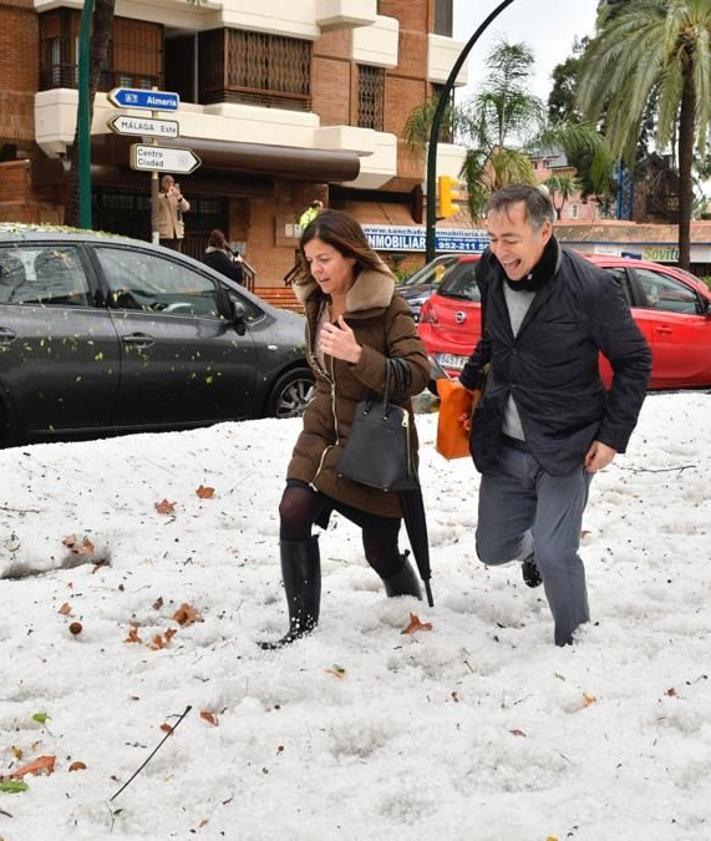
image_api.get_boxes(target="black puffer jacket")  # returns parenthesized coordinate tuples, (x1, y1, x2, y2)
(460, 240, 652, 476)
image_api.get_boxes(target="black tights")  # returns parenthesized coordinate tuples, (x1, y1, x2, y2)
(279, 482, 403, 580)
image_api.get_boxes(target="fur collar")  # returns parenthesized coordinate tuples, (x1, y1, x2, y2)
(293, 264, 395, 313)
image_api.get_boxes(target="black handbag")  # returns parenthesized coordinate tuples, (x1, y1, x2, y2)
(337, 358, 419, 492)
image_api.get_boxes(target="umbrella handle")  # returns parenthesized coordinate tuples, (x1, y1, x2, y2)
(424, 580, 434, 608)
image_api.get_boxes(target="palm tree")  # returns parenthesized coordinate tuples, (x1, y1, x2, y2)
(545, 173, 583, 219)
(577, 0, 711, 270)
(403, 39, 543, 219)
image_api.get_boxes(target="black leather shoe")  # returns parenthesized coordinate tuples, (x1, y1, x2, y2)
(522, 555, 542, 588)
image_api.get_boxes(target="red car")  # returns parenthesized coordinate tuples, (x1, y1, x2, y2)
(417, 253, 711, 389)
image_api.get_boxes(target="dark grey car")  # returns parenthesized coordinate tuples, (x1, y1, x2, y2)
(0, 226, 313, 445)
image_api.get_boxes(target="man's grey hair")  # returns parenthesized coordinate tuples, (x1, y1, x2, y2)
(486, 184, 555, 230)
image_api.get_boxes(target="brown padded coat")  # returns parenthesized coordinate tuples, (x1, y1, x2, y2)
(286, 266, 430, 518)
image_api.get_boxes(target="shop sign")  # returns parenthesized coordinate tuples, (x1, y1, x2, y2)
(362, 225, 489, 253)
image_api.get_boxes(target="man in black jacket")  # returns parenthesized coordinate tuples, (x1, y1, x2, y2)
(460, 185, 652, 646)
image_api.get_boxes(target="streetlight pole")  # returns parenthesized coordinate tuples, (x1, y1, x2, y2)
(425, 0, 516, 262)
(77, 0, 95, 229)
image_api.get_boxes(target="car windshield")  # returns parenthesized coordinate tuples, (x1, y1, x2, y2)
(400, 256, 456, 287)
(438, 262, 481, 301)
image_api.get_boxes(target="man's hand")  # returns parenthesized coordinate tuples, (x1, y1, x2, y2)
(320, 315, 362, 364)
(584, 440, 617, 473)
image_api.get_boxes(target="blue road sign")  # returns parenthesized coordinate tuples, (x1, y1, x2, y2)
(108, 88, 180, 112)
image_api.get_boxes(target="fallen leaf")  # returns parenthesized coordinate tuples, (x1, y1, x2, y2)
(11, 747, 23, 760)
(198, 818, 209, 828)
(10, 755, 56, 779)
(31, 713, 50, 725)
(325, 665, 346, 679)
(509, 728, 527, 737)
(62, 534, 78, 547)
(125, 624, 142, 644)
(200, 711, 219, 727)
(401, 612, 433, 635)
(152, 596, 164, 611)
(68, 761, 87, 772)
(154, 499, 176, 515)
(57, 603, 72, 616)
(0, 780, 28, 794)
(196, 484, 215, 499)
(150, 628, 176, 650)
(159, 723, 173, 734)
(583, 692, 597, 707)
(666, 687, 677, 697)
(172, 603, 203, 626)
(69, 622, 83, 636)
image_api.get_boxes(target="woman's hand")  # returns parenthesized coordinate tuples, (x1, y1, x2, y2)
(320, 315, 362, 364)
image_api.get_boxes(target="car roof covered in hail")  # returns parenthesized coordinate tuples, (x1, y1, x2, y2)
(0, 223, 144, 246)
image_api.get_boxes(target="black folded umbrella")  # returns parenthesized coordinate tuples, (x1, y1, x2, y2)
(398, 483, 434, 607)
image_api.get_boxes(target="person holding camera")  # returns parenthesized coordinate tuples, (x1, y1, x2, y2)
(158, 174, 190, 252)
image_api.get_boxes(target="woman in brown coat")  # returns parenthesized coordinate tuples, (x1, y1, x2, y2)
(260, 210, 431, 648)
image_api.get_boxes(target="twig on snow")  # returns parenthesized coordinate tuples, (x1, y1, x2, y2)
(109, 705, 192, 802)
(618, 464, 696, 474)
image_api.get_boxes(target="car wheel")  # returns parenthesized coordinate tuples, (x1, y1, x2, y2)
(266, 367, 314, 419)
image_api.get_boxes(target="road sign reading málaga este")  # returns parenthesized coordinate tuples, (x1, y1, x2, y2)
(108, 114, 179, 139)
(108, 88, 180, 111)
(130, 144, 201, 175)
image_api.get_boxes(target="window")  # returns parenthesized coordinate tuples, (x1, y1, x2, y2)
(0, 246, 91, 306)
(198, 29, 312, 111)
(434, 0, 453, 37)
(39, 11, 161, 92)
(570, 204, 579, 219)
(438, 263, 481, 302)
(633, 268, 701, 315)
(95, 248, 221, 318)
(358, 65, 385, 131)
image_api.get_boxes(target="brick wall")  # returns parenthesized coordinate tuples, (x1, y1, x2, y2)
(312, 57, 351, 126)
(0, 1, 38, 141)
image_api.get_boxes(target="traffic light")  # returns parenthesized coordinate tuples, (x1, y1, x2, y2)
(436, 175, 461, 219)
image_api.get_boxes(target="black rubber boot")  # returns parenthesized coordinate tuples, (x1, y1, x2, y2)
(259, 537, 321, 649)
(383, 552, 422, 599)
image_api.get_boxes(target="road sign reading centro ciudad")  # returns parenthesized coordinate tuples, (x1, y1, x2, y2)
(130, 144, 201, 174)
(108, 88, 179, 111)
(108, 115, 179, 139)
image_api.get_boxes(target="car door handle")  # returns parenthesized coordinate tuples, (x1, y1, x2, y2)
(655, 326, 673, 335)
(0, 327, 16, 345)
(121, 332, 155, 349)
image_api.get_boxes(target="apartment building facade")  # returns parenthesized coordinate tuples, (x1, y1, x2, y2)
(0, 0, 468, 288)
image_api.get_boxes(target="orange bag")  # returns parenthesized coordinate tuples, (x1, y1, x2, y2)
(435, 379, 478, 460)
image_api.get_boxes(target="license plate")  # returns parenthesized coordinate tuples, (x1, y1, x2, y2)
(437, 353, 468, 371)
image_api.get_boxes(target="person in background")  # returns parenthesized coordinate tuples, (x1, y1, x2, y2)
(202, 229, 244, 285)
(459, 184, 652, 646)
(158, 175, 190, 252)
(299, 199, 324, 231)
(260, 210, 430, 649)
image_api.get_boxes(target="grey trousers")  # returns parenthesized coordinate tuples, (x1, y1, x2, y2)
(476, 442, 592, 646)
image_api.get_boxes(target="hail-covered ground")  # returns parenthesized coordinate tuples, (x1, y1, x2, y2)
(1, 392, 710, 841)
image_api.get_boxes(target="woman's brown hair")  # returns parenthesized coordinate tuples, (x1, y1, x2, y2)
(207, 229, 228, 250)
(298, 210, 388, 280)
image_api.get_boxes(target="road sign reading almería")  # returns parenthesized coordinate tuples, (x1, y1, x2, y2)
(108, 88, 180, 111)
(130, 144, 201, 174)
(109, 115, 179, 139)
